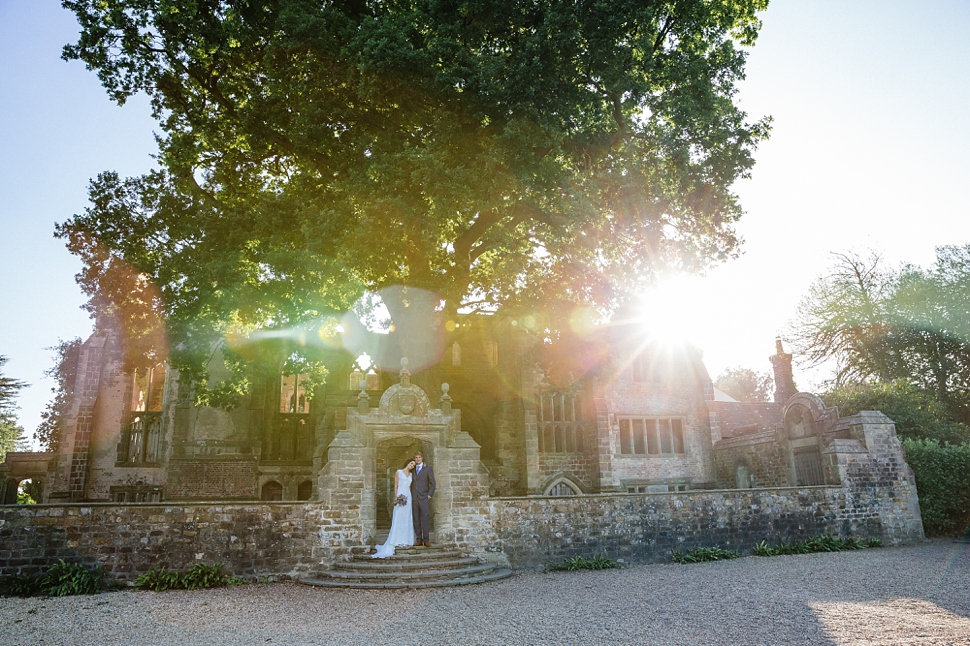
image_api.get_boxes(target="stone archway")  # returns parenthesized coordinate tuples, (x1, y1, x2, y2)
(375, 436, 433, 531)
(317, 359, 491, 549)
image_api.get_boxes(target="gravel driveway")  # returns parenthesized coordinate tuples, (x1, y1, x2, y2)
(2, 540, 968, 645)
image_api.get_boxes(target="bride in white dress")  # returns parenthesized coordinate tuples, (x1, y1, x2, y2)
(372, 459, 416, 558)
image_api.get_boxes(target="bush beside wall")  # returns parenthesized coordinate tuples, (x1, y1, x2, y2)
(903, 439, 970, 536)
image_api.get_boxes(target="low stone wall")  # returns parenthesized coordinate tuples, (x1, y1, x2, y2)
(0, 501, 361, 581)
(489, 484, 924, 569)
(1, 458, 924, 578)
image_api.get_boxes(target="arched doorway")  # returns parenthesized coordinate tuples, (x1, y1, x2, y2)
(375, 436, 434, 532)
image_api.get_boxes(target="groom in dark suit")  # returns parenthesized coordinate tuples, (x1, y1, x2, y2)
(410, 452, 435, 546)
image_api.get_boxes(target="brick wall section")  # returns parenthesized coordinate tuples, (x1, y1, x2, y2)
(167, 459, 259, 500)
(536, 452, 598, 492)
(0, 502, 356, 580)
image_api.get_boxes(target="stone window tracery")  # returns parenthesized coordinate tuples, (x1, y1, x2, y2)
(618, 417, 686, 456)
(265, 366, 312, 462)
(537, 392, 585, 453)
(119, 364, 165, 465)
(546, 480, 580, 496)
(348, 353, 379, 390)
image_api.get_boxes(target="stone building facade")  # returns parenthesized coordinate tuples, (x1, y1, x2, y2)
(0, 315, 925, 578)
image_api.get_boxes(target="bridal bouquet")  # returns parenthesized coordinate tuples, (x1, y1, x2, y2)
(395, 494, 408, 507)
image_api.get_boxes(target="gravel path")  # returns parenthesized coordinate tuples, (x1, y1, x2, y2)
(2, 540, 968, 645)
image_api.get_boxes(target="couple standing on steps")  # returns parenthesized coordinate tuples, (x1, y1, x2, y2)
(372, 452, 436, 559)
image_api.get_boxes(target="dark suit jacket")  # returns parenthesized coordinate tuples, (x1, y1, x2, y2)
(411, 463, 436, 500)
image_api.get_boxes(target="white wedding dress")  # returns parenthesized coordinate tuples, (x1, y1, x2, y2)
(372, 469, 415, 558)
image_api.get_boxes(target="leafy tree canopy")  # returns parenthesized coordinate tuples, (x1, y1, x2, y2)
(0, 355, 27, 462)
(714, 365, 772, 402)
(58, 0, 770, 388)
(789, 246, 970, 422)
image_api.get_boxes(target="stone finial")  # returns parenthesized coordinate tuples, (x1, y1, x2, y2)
(439, 382, 452, 414)
(400, 356, 411, 388)
(357, 379, 370, 412)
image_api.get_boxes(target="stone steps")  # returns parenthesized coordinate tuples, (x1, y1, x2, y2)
(302, 546, 512, 590)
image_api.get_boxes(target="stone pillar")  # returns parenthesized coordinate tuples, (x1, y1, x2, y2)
(769, 339, 796, 404)
(49, 334, 109, 501)
(594, 396, 620, 492)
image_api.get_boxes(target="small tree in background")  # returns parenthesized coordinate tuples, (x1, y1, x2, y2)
(35, 339, 83, 453)
(0, 355, 27, 462)
(715, 366, 773, 403)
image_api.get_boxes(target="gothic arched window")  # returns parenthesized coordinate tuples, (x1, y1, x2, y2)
(120, 364, 165, 464)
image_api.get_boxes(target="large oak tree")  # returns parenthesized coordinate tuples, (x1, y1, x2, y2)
(58, 0, 770, 388)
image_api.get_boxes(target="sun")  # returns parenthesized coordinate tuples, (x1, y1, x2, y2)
(633, 275, 711, 347)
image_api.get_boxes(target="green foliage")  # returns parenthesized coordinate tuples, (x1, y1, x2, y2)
(822, 381, 969, 445)
(38, 560, 103, 597)
(790, 247, 970, 423)
(180, 563, 226, 590)
(0, 355, 27, 462)
(671, 546, 740, 563)
(715, 366, 774, 402)
(58, 0, 771, 383)
(134, 568, 183, 592)
(17, 489, 36, 505)
(135, 563, 228, 592)
(902, 438, 970, 536)
(753, 535, 881, 557)
(547, 554, 619, 571)
(0, 574, 42, 598)
(225, 576, 248, 586)
(36, 338, 82, 453)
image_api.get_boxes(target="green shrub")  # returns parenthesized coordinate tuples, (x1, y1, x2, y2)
(134, 568, 183, 592)
(902, 438, 970, 536)
(547, 554, 619, 571)
(671, 547, 740, 563)
(822, 382, 970, 444)
(0, 574, 42, 597)
(134, 563, 229, 591)
(38, 560, 103, 597)
(225, 576, 248, 586)
(754, 535, 882, 557)
(180, 563, 226, 590)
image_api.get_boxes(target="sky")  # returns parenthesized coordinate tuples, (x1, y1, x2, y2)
(2, 0, 970, 443)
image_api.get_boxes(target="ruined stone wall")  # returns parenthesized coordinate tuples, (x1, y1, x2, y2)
(0, 501, 359, 581)
(713, 431, 792, 488)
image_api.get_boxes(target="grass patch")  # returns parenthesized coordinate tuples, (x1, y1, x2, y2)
(546, 554, 619, 571)
(671, 546, 741, 564)
(754, 536, 882, 557)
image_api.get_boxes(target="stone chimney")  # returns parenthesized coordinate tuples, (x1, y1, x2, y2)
(770, 338, 796, 404)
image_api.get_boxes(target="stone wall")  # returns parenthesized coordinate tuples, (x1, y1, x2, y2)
(488, 483, 923, 569)
(0, 501, 359, 581)
(713, 430, 792, 488)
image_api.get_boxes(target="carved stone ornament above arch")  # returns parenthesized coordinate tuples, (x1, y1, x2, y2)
(782, 392, 838, 439)
(378, 358, 431, 416)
